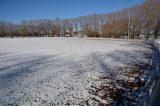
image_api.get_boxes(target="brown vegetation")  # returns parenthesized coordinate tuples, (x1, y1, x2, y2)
(0, 0, 160, 39)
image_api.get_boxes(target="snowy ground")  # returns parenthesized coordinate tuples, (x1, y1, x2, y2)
(0, 38, 153, 105)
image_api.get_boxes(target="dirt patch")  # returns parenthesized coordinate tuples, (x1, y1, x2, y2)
(82, 62, 150, 106)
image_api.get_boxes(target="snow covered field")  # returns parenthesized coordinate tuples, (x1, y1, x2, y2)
(0, 38, 152, 105)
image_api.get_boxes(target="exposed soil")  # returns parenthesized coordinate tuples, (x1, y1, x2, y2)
(83, 62, 151, 106)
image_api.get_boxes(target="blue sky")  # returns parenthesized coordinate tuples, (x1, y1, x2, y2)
(0, 0, 145, 23)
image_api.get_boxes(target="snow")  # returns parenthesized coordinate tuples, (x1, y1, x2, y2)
(155, 39, 160, 44)
(0, 37, 152, 105)
(0, 37, 142, 55)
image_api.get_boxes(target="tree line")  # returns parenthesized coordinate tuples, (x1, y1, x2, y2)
(0, 0, 160, 39)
